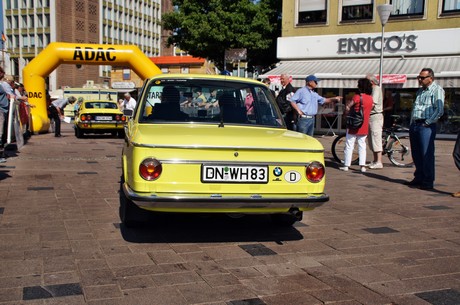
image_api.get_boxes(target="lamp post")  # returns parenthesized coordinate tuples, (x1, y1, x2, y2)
(377, 4, 393, 86)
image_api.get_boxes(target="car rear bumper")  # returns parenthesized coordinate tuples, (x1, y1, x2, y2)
(123, 183, 329, 211)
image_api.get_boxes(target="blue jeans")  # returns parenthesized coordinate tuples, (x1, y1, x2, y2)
(296, 116, 315, 136)
(409, 121, 437, 187)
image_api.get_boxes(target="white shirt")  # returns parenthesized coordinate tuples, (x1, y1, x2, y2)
(123, 97, 137, 110)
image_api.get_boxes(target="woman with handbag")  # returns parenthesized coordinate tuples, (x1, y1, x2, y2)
(339, 78, 373, 172)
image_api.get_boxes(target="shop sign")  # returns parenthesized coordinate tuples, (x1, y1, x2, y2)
(378, 74, 407, 84)
(338, 35, 417, 54)
(112, 81, 135, 89)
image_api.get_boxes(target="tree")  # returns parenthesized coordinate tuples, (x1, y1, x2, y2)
(162, 0, 282, 73)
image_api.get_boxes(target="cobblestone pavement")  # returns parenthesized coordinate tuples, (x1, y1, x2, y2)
(0, 123, 459, 305)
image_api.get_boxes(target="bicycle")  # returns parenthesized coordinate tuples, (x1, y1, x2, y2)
(331, 122, 413, 167)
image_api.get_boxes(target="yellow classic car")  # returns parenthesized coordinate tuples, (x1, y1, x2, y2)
(120, 74, 329, 227)
(74, 100, 126, 138)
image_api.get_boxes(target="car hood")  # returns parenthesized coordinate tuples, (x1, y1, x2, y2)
(129, 124, 324, 152)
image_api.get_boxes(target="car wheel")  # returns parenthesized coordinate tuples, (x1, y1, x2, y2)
(119, 179, 147, 228)
(270, 213, 302, 227)
(75, 126, 83, 138)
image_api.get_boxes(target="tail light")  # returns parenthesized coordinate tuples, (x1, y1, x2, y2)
(115, 115, 121, 121)
(306, 161, 325, 183)
(139, 158, 162, 181)
(122, 116, 126, 122)
(81, 114, 91, 121)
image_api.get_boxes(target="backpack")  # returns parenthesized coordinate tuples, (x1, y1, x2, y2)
(346, 95, 364, 129)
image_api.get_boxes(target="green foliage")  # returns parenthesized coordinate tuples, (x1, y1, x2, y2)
(162, 0, 282, 71)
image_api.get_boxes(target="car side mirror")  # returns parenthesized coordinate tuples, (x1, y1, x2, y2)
(123, 109, 133, 117)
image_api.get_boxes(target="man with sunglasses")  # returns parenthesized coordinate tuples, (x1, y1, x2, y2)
(290, 75, 342, 136)
(405, 68, 444, 190)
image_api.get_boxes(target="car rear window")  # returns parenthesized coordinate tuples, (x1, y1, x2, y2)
(85, 102, 118, 109)
(137, 78, 285, 128)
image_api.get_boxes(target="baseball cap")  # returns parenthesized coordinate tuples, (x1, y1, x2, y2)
(305, 75, 320, 83)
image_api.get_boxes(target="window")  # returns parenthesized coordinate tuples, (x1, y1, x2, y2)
(442, 0, 460, 14)
(342, 0, 373, 21)
(390, 0, 424, 17)
(297, 0, 327, 25)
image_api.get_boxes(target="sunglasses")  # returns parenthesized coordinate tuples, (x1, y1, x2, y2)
(417, 75, 431, 80)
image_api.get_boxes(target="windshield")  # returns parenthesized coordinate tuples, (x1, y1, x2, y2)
(138, 78, 285, 128)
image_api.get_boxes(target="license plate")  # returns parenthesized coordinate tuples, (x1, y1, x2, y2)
(201, 165, 268, 183)
(95, 116, 112, 121)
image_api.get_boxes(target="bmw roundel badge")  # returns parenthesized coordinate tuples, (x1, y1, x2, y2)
(273, 167, 282, 177)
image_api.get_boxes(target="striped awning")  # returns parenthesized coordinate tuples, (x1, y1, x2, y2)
(260, 56, 460, 88)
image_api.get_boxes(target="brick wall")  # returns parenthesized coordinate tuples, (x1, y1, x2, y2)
(55, 0, 103, 88)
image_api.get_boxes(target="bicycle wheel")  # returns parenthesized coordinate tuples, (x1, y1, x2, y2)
(387, 137, 413, 167)
(331, 134, 359, 165)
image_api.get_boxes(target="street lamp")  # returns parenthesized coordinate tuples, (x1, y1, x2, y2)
(377, 4, 393, 86)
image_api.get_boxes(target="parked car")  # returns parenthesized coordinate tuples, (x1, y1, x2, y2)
(74, 100, 126, 138)
(120, 74, 329, 227)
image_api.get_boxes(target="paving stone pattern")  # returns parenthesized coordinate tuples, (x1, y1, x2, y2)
(0, 124, 459, 305)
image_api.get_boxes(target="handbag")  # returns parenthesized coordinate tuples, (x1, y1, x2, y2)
(346, 95, 364, 129)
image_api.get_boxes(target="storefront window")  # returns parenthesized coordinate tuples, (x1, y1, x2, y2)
(442, 0, 460, 14)
(341, 0, 373, 22)
(390, 0, 424, 17)
(297, 0, 327, 25)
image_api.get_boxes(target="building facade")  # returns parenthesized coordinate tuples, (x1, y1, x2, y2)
(2, 0, 162, 91)
(262, 0, 460, 135)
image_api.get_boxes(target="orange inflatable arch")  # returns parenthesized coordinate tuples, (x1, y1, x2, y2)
(23, 42, 161, 133)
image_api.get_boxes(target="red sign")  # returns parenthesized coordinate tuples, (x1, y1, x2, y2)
(377, 74, 407, 84)
(267, 75, 293, 84)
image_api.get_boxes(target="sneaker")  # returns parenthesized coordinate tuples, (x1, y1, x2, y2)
(366, 162, 375, 167)
(339, 166, 349, 171)
(0, 157, 6, 163)
(360, 166, 367, 173)
(369, 162, 383, 169)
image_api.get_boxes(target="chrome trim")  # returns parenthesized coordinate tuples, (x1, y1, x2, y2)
(130, 141, 324, 153)
(158, 160, 314, 167)
(123, 183, 329, 210)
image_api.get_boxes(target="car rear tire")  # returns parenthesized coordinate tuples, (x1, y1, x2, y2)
(270, 212, 302, 227)
(119, 180, 147, 228)
(75, 126, 83, 138)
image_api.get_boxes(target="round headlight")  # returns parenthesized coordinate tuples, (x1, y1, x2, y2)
(139, 158, 162, 181)
(306, 161, 325, 183)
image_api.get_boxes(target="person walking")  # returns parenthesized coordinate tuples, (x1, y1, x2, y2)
(366, 74, 384, 169)
(452, 130, 460, 198)
(290, 75, 342, 136)
(48, 96, 76, 137)
(275, 74, 295, 130)
(339, 78, 374, 173)
(405, 68, 444, 190)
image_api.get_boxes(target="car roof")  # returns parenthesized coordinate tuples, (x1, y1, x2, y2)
(146, 74, 264, 86)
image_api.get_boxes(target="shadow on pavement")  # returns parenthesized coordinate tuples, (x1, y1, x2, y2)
(120, 213, 304, 244)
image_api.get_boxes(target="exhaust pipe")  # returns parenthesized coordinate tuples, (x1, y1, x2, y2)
(288, 208, 303, 221)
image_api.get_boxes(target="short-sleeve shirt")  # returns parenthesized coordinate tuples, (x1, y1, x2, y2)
(371, 85, 383, 114)
(291, 86, 325, 116)
(411, 82, 444, 125)
(348, 93, 373, 135)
